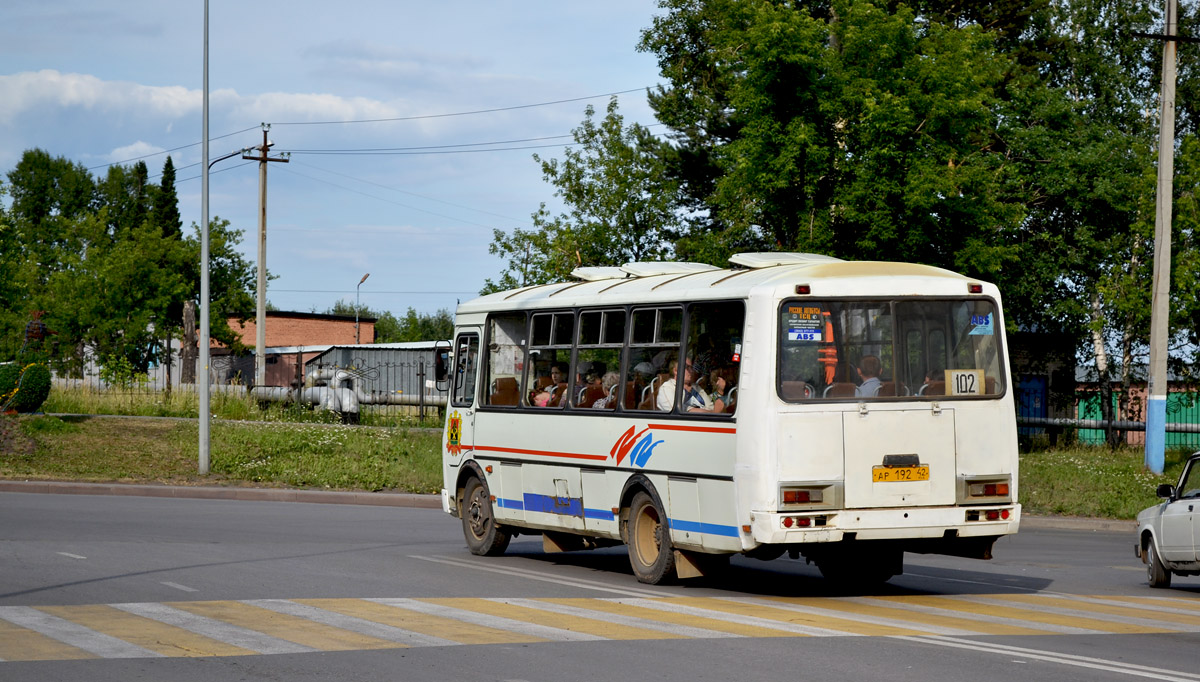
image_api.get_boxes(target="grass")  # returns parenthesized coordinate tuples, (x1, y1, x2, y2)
(1017, 446, 1188, 519)
(0, 415, 444, 493)
(43, 383, 445, 428)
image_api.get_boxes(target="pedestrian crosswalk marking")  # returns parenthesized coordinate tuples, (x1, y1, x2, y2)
(0, 592, 1197, 662)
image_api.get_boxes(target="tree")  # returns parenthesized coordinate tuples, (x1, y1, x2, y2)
(484, 98, 678, 292)
(323, 302, 454, 343)
(640, 0, 1024, 275)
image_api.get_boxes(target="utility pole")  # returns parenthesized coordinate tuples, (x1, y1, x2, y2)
(244, 125, 288, 387)
(1135, 0, 1189, 474)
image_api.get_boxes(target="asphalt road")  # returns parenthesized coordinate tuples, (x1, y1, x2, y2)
(1, 490, 1197, 682)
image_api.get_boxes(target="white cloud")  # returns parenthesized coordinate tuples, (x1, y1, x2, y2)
(108, 141, 166, 164)
(0, 70, 194, 124)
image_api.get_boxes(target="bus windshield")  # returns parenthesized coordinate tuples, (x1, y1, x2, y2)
(778, 298, 1004, 401)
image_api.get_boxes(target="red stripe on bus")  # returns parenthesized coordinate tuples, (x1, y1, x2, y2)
(471, 445, 609, 461)
(645, 423, 737, 434)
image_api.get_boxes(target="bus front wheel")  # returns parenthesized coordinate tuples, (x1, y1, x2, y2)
(461, 476, 510, 556)
(627, 491, 675, 584)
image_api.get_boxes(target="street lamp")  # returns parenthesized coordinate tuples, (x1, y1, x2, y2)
(356, 273, 370, 345)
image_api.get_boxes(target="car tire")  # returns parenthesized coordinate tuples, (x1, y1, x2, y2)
(1146, 537, 1172, 589)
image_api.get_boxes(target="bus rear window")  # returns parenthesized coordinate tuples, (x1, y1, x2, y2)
(778, 299, 1004, 401)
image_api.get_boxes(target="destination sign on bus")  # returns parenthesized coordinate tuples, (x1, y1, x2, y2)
(785, 305, 824, 343)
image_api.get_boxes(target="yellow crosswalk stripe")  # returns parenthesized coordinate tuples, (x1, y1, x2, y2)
(422, 597, 686, 640)
(35, 605, 255, 658)
(785, 596, 1051, 636)
(167, 601, 404, 652)
(667, 596, 926, 636)
(879, 595, 1173, 634)
(534, 598, 789, 638)
(295, 598, 545, 645)
(995, 594, 1200, 627)
(1094, 595, 1200, 612)
(0, 618, 95, 662)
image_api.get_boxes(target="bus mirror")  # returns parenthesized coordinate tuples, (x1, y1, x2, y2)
(434, 342, 451, 389)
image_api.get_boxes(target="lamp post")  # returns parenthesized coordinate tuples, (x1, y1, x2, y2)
(356, 273, 369, 345)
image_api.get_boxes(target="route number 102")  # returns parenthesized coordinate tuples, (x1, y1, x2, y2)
(948, 369, 985, 395)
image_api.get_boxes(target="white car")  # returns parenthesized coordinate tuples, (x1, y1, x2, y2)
(1135, 451, 1200, 588)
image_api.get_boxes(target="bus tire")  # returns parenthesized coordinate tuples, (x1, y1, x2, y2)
(1147, 537, 1172, 588)
(461, 476, 510, 556)
(627, 491, 675, 584)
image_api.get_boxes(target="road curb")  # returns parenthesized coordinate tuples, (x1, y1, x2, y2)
(0, 480, 441, 509)
(0, 480, 1137, 531)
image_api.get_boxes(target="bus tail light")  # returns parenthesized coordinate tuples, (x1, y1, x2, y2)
(781, 515, 826, 529)
(782, 488, 822, 504)
(968, 283, 983, 293)
(959, 476, 1012, 504)
(966, 508, 1012, 522)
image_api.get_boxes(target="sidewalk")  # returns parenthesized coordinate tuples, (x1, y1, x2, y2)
(0, 479, 1135, 531)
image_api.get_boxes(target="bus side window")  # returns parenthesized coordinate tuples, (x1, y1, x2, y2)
(451, 334, 478, 407)
(484, 312, 526, 407)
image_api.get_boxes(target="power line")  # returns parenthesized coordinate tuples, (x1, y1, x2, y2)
(271, 87, 651, 126)
(274, 165, 503, 230)
(287, 159, 529, 224)
(274, 289, 477, 295)
(284, 142, 580, 156)
(279, 133, 574, 154)
(87, 126, 261, 171)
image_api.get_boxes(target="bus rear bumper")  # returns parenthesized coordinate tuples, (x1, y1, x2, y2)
(749, 504, 1021, 547)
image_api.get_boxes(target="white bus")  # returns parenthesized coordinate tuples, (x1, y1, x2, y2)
(439, 252, 1019, 585)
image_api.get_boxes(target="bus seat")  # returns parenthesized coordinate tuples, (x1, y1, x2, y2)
(490, 377, 520, 405)
(536, 376, 553, 391)
(823, 382, 857, 398)
(780, 381, 813, 400)
(985, 376, 996, 394)
(919, 381, 945, 396)
(724, 386, 738, 413)
(548, 383, 567, 407)
(877, 381, 907, 397)
(582, 385, 607, 407)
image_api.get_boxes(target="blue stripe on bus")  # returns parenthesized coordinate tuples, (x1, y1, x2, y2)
(668, 518, 741, 538)
(495, 497, 735, 537)
(523, 493, 584, 518)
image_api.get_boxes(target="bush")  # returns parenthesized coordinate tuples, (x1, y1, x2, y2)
(0, 363, 52, 413)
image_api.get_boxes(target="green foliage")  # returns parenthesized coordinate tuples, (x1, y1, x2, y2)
(2, 151, 256, 373)
(1018, 446, 1188, 519)
(0, 363, 51, 413)
(484, 98, 677, 292)
(324, 302, 453, 343)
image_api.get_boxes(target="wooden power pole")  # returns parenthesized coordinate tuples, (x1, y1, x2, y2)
(244, 125, 288, 388)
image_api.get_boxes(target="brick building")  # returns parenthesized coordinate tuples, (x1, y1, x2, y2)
(212, 311, 377, 387)
(223, 311, 377, 348)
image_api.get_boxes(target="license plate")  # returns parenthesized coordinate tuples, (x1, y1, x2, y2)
(873, 465, 929, 482)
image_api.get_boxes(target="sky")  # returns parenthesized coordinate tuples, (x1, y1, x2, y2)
(0, 1, 665, 318)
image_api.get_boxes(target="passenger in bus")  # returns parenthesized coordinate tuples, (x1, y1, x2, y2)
(591, 372, 621, 409)
(658, 359, 713, 412)
(545, 363, 568, 407)
(709, 366, 737, 413)
(578, 361, 608, 406)
(856, 355, 882, 397)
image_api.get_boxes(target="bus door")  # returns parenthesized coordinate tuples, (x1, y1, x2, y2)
(446, 330, 480, 465)
(842, 408, 957, 509)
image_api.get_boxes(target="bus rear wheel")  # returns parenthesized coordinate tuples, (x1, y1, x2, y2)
(461, 476, 510, 556)
(627, 491, 675, 584)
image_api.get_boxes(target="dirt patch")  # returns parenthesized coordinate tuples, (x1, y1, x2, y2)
(0, 415, 35, 457)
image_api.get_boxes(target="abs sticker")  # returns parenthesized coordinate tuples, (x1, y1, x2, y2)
(968, 313, 994, 336)
(785, 305, 824, 342)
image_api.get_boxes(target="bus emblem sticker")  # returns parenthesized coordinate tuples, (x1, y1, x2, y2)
(610, 425, 664, 468)
(446, 411, 463, 456)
